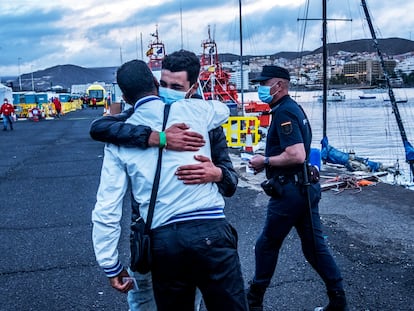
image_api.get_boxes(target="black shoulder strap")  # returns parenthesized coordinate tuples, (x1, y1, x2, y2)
(145, 104, 171, 232)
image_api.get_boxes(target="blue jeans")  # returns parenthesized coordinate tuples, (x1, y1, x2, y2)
(127, 269, 157, 311)
(253, 182, 344, 292)
(3, 115, 12, 130)
(150, 219, 248, 311)
(127, 269, 203, 311)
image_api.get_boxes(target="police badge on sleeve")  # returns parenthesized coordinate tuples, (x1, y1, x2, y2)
(280, 121, 293, 135)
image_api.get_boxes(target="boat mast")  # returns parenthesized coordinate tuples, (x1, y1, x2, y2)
(322, 0, 327, 138)
(180, 0, 184, 49)
(239, 0, 244, 115)
(298, 0, 350, 139)
(361, 0, 414, 180)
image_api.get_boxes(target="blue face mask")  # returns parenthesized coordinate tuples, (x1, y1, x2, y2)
(258, 82, 279, 104)
(158, 86, 186, 105)
(258, 85, 273, 103)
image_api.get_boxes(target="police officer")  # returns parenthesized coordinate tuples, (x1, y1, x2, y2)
(246, 65, 348, 311)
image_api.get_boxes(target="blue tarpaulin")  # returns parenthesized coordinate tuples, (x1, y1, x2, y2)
(404, 141, 414, 162)
(321, 136, 383, 172)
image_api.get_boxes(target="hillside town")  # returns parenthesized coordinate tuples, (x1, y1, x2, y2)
(226, 49, 414, 91)
(2, 38, 414, 96)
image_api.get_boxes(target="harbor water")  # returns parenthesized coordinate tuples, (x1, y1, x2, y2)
(242, 88, 414, 186)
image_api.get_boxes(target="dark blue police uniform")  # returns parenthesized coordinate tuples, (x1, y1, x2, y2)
(250, 94, 344, 304)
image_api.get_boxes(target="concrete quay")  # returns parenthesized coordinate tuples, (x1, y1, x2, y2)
(0, 108, 412, 310)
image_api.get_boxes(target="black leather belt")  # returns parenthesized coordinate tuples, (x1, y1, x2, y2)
(276, 172, 303, 185)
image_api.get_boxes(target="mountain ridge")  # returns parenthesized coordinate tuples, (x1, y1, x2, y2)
(219, 37, 414, 62)
(10, 37, 414, 92)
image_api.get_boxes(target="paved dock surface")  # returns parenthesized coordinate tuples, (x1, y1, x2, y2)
(0, 108, 413, 310)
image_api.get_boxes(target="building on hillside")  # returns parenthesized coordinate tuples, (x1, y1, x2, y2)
(395, 56, 414, 75)
(229, 65, 250, 91)
(343, 59, 396, 85)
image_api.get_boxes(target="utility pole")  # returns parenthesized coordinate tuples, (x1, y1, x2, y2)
(180, 0, 184, 49)
(140, 32, 144, 60)
(18, 57, 22, 91)
(31, 65, 34, 91)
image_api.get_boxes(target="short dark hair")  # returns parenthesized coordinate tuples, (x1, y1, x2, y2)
(116, 59, 157, 104)
(162, 49, 200, 85)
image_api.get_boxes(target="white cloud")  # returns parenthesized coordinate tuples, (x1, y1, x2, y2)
(0, 0, 413, 76)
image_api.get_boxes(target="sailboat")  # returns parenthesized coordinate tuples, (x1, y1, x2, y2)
(317, 91, 345, 102)
(360, 0, 414, 180)
(313, 0, 414, 180)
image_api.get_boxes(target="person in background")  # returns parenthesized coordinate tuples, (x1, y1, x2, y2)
(92, 97, 97, 109)
(90, 50, 239, 311)
(1, 98, 15, 131)
(81, 95, 88, 109)
(53, 97, 62, 118)
(246, 65, 348, 311)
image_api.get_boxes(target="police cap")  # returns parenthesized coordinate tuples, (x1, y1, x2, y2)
(251, 65, 290, 82)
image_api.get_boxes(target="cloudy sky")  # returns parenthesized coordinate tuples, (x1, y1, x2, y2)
(1, 0, 413, 76)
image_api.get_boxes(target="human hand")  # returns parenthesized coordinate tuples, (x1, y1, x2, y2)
(165, 123, 205, 151)
(249, 154, 265, 174)
(109, 269, 134, 293)
(176, 155, 222, 184)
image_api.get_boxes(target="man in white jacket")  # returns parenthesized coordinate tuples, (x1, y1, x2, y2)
(92, 59, 248, 311)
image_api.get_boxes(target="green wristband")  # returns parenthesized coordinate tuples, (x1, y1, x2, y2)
(159, 131, 167, 148)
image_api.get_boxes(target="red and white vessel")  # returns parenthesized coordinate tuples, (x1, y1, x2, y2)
(198, 26, 270, 126)
(146, 25, 166, 72)
(199, 27, 239, 111)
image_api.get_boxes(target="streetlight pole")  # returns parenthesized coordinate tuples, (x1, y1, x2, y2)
(31, 65, 34, 91)
(18, 57, 22, 91)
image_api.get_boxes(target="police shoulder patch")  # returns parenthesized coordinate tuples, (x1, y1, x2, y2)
(280, 121, 293, 135)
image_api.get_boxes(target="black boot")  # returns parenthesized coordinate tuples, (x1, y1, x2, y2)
(246, 282, 266, 311)
(314, 290, 348, 311)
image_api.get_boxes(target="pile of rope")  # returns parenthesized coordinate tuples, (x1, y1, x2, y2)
(323, 174, 377, 194)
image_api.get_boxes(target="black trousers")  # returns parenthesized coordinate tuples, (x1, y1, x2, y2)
(150, 218, 248, 311)
(253, 182, 344, 292)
